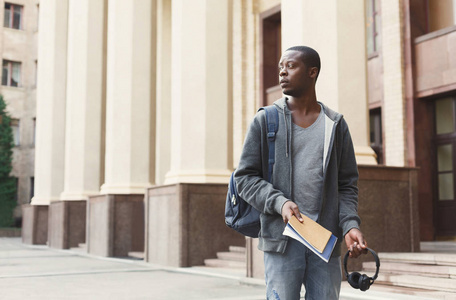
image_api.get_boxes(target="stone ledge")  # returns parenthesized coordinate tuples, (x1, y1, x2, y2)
(0, 228, 21, 237)
(379, 252, 456, 266)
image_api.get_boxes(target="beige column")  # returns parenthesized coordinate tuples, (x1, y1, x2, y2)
(60, 0, 106, 200)
(164, 0, 233, 184)
(381, 1, 406, 166)
(281, 0, 377, 165)
(155, 0, 172, 185)
(99, 0, 156, 194)
(232, 0, 258, 168)
(31, 0, 68, 205)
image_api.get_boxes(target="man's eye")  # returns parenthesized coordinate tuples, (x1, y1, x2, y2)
(287, 64, 293, 68)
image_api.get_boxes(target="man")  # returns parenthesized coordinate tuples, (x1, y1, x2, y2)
(234, 46, 367, 299)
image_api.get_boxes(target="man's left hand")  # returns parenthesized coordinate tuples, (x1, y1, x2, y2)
(344, 228, 368, 258)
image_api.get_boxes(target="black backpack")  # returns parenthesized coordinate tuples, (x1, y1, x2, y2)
(225, 106, 279, 237)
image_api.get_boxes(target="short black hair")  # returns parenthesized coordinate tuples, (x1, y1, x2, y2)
(286, 46, 321, 80)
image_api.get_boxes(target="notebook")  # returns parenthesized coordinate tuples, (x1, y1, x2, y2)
(283, 213, 338, 263)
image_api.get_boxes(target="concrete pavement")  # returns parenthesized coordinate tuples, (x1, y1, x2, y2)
(0, 238, 452, 300)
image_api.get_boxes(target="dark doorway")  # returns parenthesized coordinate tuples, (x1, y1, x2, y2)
(260, 6, 281, 106)
(434, 96, 456, 237)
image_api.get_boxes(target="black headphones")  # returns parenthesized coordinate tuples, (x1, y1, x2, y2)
(343, 247, 380, 292)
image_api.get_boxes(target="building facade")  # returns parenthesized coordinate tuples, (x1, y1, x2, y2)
(21, 0, 456, 276)
(366, 0, 456, 240)
(0, 0, 38, 225)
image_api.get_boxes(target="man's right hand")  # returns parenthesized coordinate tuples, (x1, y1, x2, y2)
(281, 201, 303, 224)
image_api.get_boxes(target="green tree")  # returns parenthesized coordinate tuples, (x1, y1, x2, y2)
(0, 95, 16, 227)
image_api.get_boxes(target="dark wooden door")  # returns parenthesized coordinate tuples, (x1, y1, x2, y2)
(260, 6, 281, 107)
(434, 97, 456, 236)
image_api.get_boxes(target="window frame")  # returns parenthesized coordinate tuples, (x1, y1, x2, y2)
(4, 2, 23, 30)
(10, 118, 20, 146)
(366, 0, 380, 57)
(30, 177, 34, 203)
(2, 60, 22, 87)
(369, 107, 383, 164)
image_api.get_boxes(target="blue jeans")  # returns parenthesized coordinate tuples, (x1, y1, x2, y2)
(264, 238, 341, 300)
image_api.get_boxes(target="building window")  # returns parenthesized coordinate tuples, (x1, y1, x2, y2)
(14, 177, 18, 203)
(435, 97, 456, 202)
(435, 97, 455, 135)
(10, 118, 20, 146)
(32, 118, 36, 145)
(4, 3, 22, 30)
(34, 60, 38, 87)
(30, 177, 34, 202)
(369, 108, 383, 164)
(366, 0, 380, 56)
(2, 60, 21, 87)
(36, 4, 39, 31)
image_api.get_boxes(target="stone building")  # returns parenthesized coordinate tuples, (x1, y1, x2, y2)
(0, 0, 39, 225)
(21, 0, 456, 283)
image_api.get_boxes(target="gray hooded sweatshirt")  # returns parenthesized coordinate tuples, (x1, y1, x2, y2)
(234, 98, 360, 257)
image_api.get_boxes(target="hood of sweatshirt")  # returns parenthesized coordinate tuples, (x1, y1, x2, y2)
(271, 97, 343, 165)
(272, 97, 343, 123)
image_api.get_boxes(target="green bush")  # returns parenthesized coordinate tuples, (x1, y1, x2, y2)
(0, 95, 16, 227)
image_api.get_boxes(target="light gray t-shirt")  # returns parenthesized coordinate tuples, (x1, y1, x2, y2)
(291, 106, 325, 221)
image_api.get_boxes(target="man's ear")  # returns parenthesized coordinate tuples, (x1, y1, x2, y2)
(309, 67, 318, 79)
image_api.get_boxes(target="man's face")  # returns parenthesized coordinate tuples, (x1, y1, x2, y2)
(278, 50, 314, 97)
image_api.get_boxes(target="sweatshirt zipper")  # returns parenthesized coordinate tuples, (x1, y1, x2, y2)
(283, 103, 289, 157)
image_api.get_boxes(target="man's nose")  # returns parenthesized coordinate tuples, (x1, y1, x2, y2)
(279, 68, 287, 76)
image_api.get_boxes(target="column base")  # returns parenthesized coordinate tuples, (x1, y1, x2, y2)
(144, 183, 245, 267)
(87, 194, 144, 257)
(22, 204, 48, 245)
(99, 184, 151, 195)
(48, 200, 86, 249)
(164, 169, 232, 185)
(246, 237, 264, 278)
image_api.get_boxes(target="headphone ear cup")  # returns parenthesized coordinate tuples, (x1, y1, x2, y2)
(358, 274, 370, 291)
(347, 272, 361, 289)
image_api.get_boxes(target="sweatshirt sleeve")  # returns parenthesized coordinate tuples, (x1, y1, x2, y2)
(234, 111, 289, 216)
(337, 119, 361, 236)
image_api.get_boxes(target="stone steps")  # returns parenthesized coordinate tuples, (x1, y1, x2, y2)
(361, 252, 456, 293)
(379, 252, 456, 266)
(204, 258, 245, 269)
(380, 251, 456, 265)
(128, 251, 145, 260)
(421, 241, 456, 253)
(228, 246, 246, 254)
(203, 246, 246, 270)
(364, 261, 456, 278)
(375, 273, 456, 293)
(69, 243, 87, 253)
(216, 251, 245, 262)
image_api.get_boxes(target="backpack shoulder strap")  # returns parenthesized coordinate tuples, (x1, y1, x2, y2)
(258, 106, 279, 182)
